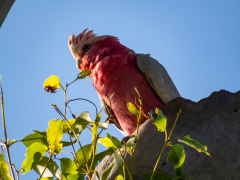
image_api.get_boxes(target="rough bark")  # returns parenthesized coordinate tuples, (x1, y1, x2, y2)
(93, 90, 240, 180)
(0, 0, 15, 28)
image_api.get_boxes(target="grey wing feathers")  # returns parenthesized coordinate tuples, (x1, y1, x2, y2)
(136, 54, 181, 104)
(98, 96, 126, 134)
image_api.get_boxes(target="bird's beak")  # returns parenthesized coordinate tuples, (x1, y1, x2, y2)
(76, 58, 82, 70)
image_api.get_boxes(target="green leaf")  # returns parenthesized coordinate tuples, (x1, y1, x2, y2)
(47, 119, 64, 155)
(33, 156, 61, 179)
(95, 112, 101, 122)
(153, 109, 167, 132)
(77, 70, 91, 79)
(61, 158, 78, 175)
(39, 177, 53, 180)
(0, 154, 12, 180)
(175, 163, 185, 180)
(144, 171, 173, 180)
(63, 119, 76, 133)
(90, 148, 115, 171)
(9, 139, 16, 145)
(125, 135, 135, 148)
(67, 174, 80, 180)
(32, 130, 47, 137)
(115, 175, 124, 180)
(21, 142, 48, 174)
(98, 133, 122, 149)
(127, 102, 139, 116)
(92, 123, 98, 142)
(102, 163, 114, 180)
(22, 133, 48, 148)
(167, 144, 185, 169)
(62, 140, 76, 147)
(69, 124, 86, 137)
(178, 135, 211, 156)
(96, 171, 100, 180)
(76, 111, 95, 126)
(114, 153, 123, 177)
(75, 144, 92, 166)
(96, 112, 110, 129)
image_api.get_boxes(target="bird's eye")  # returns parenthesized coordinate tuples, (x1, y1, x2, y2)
(82, 44, 89, 51)
(82, 44, 92, 56)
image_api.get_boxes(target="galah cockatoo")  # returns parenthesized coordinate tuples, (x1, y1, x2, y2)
(68, 29, 180, 136)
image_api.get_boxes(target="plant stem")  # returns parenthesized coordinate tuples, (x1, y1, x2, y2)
(0, 85, 16, 180)
(150, 139, 168, 180)
(119, 150, 133, 180)
(38, 155, 53, 179)
(167, 109, 181, 141)
(150, 109, 182, 180)
(64, 86, 67, 117)
(12, 164, 19, 180)
(62, 86, 90, 176)
(130, 87, 142, 175)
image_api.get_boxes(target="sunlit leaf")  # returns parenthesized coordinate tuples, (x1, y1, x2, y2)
(143, 171, 173, 180)
(127, 102, 139, 116)
(63, 119, 76, 133)
(67, 174, 80, 180)
(167, 144, 185, 169)
(77, 70, 91, 79)
(47, 119, 64, 156)
(0, 154, 13, 180)
(9, 139, 16, 145)
(99, 121, 109, 129)
(98, 133, 122, 149)
(178, 135, 211, 156)
(33, 156, 61, 179)
(39, 177, 53, 180)
(22, 133, 48, 148)
(153, 109, 167, 132)
(21, 142, 48, 174)
(43, 75, 61, 93)
(102, 163, 114, 180)
(95, 112, 101, 122)
(115, 175, 124, 180)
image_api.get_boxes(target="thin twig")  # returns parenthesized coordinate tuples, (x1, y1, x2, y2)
(53, 104, 90, 174)
(0, 84, 16, 180)
(130, 87, 142, 175)
(150, 109, 182, 180)
(66, 98, 98, 117)
(38, 154, 53, 179)
(12, 164, 19, 180)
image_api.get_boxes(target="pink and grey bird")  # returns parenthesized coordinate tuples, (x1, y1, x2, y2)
(68, 29, 180, 136)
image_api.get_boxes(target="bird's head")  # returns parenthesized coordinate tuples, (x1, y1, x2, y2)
(68, 28, 109, 70)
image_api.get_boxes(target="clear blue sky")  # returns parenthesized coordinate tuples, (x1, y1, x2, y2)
(1, 1, 240, 179)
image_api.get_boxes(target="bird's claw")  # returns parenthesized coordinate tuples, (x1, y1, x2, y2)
(148, 108, 158, 120)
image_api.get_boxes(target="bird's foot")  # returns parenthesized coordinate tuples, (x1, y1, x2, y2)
(148, 108, 158, 120)
(121, 136, 131, 145)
